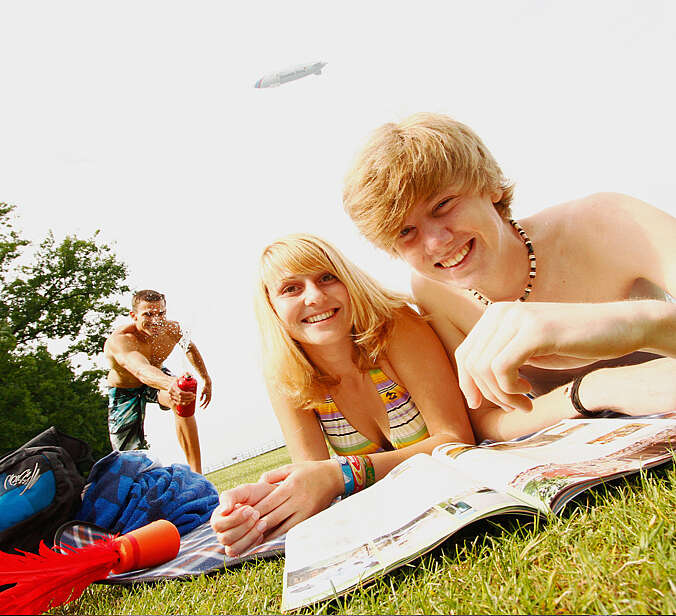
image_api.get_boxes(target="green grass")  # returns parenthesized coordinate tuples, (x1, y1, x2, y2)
(52, 449, 676, 615)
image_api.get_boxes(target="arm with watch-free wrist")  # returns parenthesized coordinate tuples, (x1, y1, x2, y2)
(454, 299, 676, 414)
(469, 356, 676, 442)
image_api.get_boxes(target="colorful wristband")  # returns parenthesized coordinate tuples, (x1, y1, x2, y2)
(336, 455, 375, 497)
(363, 455, 375, 489)
(336, 456, 356, 497)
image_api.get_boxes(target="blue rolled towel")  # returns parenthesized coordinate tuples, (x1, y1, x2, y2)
(76, 450, 219, 536)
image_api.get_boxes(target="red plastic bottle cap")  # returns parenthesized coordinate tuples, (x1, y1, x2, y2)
(112, 520, 180, 574)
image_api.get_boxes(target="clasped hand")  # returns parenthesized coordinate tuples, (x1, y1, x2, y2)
(210, 459, 343, 556)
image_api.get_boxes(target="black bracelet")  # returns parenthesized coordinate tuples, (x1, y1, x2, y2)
(569, 374, 602, 417)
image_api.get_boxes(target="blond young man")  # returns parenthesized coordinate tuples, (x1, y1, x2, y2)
(344, 113, 676, 441)
(104, 289, 212, 473)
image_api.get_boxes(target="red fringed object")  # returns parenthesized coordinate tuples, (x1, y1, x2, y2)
(0, 519, 180, 615)
(0, 538, 118, 615)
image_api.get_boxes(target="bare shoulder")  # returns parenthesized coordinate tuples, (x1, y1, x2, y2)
(531, 192, 673, 234)
(527, 193, 676, 292)
(388, 305, 428, 338)
(386, 304, 463, 376)
(411, 272, 479, 337)
(105, 328, 141, 354)
(386, 307, 445, 362)
(263, 373, 308, 422)
(525, 193, 670, 263)
(411, 272, 469, 315)
(586, 193, 676, 239)
(263, 373, 295, 412)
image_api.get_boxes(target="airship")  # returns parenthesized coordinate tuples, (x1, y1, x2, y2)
(254, 61, 327, 88)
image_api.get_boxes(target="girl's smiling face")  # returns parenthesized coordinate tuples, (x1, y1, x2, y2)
(269, 270, 353, 347)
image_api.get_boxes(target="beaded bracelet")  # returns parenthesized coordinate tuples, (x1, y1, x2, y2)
(336, 455, 375, 497)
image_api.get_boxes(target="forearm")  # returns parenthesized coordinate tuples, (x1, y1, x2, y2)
(359, 433, 474, 484)
(302, 432, 474, 503)
(469, 388, 577, 442)
(577, 299, 676, 359)
(471, 356, 676, 442)
(134, 364, 176, 391)
(639, 300, 676, 358)
(576, 357, 676, 414)
(186, 345, 211, 382)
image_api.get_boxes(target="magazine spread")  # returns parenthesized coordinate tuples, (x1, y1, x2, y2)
(281, 417, 676, 611)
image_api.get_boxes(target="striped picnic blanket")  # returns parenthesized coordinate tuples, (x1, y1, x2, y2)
(54, 520, 285, 583)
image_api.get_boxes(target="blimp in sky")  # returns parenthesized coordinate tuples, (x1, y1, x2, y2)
(254, 61, 327, 88)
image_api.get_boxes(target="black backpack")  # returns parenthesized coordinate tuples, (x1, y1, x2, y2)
(0, 427, 93, 553)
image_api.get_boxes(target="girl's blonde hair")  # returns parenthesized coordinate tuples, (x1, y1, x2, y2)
(254, 233, 410, 408)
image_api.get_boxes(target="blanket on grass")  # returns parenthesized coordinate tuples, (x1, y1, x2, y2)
(54, 520, 286, 583)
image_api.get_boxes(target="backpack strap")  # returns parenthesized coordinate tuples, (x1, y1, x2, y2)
(21, 427, 94, 476)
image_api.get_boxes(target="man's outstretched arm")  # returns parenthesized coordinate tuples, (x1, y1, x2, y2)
(108, 336, 195, 406)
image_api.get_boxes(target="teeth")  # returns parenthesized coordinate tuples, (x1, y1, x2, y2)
(439, 242, 471, 268)
(304, 310, 335, 323)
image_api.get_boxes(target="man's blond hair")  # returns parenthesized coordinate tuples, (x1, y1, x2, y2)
(254, 233, 412, 408)
(343, 112, 514, 253)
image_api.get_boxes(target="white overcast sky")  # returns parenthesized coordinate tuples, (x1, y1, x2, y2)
(2, 1, 675, 470)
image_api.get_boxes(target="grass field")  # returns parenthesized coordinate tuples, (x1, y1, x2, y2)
(53, 447, 676, 615)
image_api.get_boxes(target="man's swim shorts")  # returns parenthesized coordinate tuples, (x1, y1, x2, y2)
(107, 367, 173, 451)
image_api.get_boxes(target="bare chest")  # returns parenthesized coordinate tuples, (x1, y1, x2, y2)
(535, 241, 639, 302)
(137, 336, 177, 366)
(455, 251, 640, 336)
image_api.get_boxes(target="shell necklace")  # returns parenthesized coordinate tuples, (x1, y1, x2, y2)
(469, 219, 536, 306)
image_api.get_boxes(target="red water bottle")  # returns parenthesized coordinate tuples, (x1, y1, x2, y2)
(176, 374, 197, 417)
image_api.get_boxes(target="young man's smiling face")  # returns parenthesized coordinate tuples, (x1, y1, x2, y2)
(131, 300, 168, 337)
(394, 185, 505, 289)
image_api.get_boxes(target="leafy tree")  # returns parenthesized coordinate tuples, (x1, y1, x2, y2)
(1, 205, 130, 358)
(0, 331, 113, 460)
(0, 202, 29, 286)
(0, 203, 130, 459)
(0, 327, 46, 453)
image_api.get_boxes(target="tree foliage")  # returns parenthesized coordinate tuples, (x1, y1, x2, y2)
(0, 330, 113, 460)
(1, 205, 130, 358)
(0, 203, 130, 459)
(0, 203, 30, 295)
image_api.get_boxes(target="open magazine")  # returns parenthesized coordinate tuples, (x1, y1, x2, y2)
(281, 416, 676, 611)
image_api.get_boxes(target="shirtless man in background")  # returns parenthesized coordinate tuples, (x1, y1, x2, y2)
(104, 289, 212, 473)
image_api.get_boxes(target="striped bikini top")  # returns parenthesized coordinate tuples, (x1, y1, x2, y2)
(313, 368, 430, 456)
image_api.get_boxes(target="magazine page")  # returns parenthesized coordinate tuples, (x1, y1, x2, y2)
(435, 417, 676, 512)
(282, 453, 535, 611)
